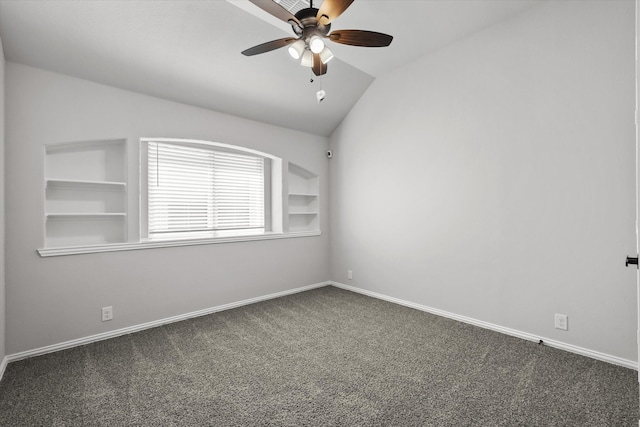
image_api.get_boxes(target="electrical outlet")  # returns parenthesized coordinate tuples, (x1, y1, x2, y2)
(102, 306, 113, 322)
(554, 313, 568, 331)
(347, 270, 353, 280)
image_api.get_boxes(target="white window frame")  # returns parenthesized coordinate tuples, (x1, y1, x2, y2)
(140, 138, 283, 242)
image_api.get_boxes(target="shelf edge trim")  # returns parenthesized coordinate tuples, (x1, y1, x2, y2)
(37, 231, 322, 257)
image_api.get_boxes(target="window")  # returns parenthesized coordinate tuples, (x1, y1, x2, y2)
(143, 139, 273, 241)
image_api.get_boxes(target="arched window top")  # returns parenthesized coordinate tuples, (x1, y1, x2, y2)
(142, 138, 279, 161)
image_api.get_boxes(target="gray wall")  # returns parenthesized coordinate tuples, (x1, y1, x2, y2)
(3, 0, 638, 364)
(5, 63, 329, 354)
(329, 0, 637, 362)
(0, 34, 5, 364)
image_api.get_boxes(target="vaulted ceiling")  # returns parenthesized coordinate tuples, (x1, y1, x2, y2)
(0, 0, 542, 136)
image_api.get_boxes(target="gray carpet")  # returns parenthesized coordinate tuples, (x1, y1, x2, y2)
(0, 286, 637, 426)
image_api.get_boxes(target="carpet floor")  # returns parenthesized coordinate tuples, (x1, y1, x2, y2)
(0, 286, 637, 426)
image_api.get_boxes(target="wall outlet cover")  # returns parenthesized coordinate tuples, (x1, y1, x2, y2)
(554, 313, 568, 331)
(102, 306, 113, 322)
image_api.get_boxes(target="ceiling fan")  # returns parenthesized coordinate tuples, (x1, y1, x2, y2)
(241, 0, 393, 76)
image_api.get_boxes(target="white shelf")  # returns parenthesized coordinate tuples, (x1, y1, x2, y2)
(289, 193, 318, 197)
(287, 163, 319, 233)
(46, 179, 126, 188)
(44, 138, 127, 248)
(46, 213, 126, 219)
(37, 230, 321, 257)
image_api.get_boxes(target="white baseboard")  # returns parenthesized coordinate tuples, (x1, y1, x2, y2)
(0, 356, 8, 382)
(5, 280, 637, 372)
(6, 281, 331, 364)
(330, 282, 638, 371)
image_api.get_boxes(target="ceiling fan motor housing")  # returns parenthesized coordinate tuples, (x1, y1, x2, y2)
(293, 8, 331, 40)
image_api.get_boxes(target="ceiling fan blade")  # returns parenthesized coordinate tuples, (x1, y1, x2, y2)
(249, 0, 301, 27)
(316, 0, 354, 25)
(312, 53, 327, 76)
(241, 37, 297, 56)
(328, 30, 393, 47)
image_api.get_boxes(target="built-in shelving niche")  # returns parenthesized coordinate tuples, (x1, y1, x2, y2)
(287, 163, 319, 233)
(44, 139, 127, 247)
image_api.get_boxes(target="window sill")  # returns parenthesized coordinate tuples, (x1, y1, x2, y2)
(37, 231, 321, 257)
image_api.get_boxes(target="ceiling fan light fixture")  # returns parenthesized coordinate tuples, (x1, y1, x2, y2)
(242, 0, 394, 78)
(319, 46, 334, 64)
(301, 50, 313, 67)
(288, 39, 305, 59)
(309, 35, 325, 54)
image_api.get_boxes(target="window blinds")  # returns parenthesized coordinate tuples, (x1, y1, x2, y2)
(148, 141, 265, 239)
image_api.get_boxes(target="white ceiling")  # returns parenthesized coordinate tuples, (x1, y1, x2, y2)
(0, 0, 543, 136)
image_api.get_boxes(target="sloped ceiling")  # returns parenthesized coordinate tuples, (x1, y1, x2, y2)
(0, 0, 542, 136)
